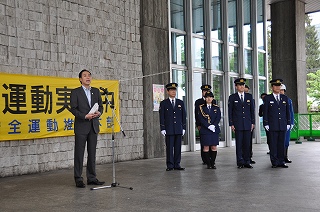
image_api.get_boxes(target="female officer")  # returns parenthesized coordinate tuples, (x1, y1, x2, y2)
(198, 91, 221, 169)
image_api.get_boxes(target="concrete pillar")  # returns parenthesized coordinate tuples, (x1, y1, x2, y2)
(140, 0, 169, 158)
(270, 0, 307, 113)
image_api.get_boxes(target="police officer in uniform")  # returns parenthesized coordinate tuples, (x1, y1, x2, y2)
(198, 91, 221, 169)
(228, 78, 255, 169)
(194, 84, 212, 165)
(159, 83, 187, 171)
(280, 84, 294, 163)
(263, 79, 291, 168)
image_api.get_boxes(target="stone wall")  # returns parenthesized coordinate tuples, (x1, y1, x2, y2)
(0, 0, 144, 177)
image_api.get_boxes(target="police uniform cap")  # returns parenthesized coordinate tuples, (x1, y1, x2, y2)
(200, 84, 211, 91)
(204, 91, 214, 98)
(234, 78, 246, 85)
(165, 82, 178, 90)
(245, 84, 250, 89)
(270, 79, 283, 86)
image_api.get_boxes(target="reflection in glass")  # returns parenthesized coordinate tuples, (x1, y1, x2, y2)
(228, 0, 237, 43)
(229, 46, 238, 73)
(170, 0, 185, 31)
(211, 0, 222, 39)
(257, 0, 265, 49)
(259, 79, 266, 137)
(212, 42, 222, 71)
(193, 38, 205, 68)
(243, 0, 251, 47)
(192, 0, 204, 35)
(171, 33, 186, 65)
(172, 69, 187, 145)
(258, 52, 265, 76)
(244, 49, 252, 74)
(212, 75, 225, 141)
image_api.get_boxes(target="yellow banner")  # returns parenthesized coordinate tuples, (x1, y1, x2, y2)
(0, 73, 120, 141)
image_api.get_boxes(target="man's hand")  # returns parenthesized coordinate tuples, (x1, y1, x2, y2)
(182, 130, 185, 136)
(251, 124, 255, 131)
(265, 125, 269, 131)
(287, 125, 290, 131)
(231, 125, 235, 132)
(161, 130, 166, 136)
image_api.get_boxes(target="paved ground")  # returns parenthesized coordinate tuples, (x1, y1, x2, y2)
(1, 141, 320, 212)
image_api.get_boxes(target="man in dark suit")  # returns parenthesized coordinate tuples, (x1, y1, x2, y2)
(159, 83, 187, 171)
(258, 93, 270, 154)
(263, 79, 291, 168)
(228, 78, 255, 169)
(244, 84, 256, 164)
(70, 69, 105, 188)
(194, 84, 212, 165)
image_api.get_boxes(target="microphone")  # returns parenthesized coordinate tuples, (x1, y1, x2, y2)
(100, 87, 108, 95)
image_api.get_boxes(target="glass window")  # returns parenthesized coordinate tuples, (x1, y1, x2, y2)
(243, 0, 251, 47)
(192, 0, 204, 35)
(212, 42, 222, 71)
(258, 51, 265, 76)
(170, 0, 185, 31)
(171, 33, 186, 65)
(193, 72, 206, 143)
(211, 0, 222, 40)
(229, 46, 238, 73)
(230, 76, 238, 94)
(258, 79, 266, 137)
(259, 79, 266, 95)
(172, 69, 187, 145)
(244, 49, 252, 74)
(193, 38, 205, 68)
(257, 0, 265, 50)
(212, 75, 225, 141)
(228, 0, 237, 44)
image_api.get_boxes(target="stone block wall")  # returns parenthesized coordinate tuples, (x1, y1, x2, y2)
(0, 0, 144, 177)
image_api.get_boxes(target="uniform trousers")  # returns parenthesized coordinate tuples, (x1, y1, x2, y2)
(235, 130, 251, 166)
(165, 134, 182, 169)
(269, 130, 286, 166)
(74, 125, 98, 182)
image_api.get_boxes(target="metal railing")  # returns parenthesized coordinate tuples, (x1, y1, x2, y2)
(291, 113, 320, 142)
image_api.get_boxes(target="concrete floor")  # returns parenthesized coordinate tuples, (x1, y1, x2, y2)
(1, 141, 320, 212)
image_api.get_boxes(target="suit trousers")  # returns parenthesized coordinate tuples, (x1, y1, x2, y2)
(235, 130, 251, 166)
(165, 135, 182, 169)
(74, 125, 98, 182)
(269, 130, 286, 166)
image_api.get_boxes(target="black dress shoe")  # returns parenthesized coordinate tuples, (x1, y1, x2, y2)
(244, 164, 253, 169)
(267, 151, 270, 154)
(212, 165, 216, 169)
(271, 165, 277, 168)
(285, 158, 292, 163)
(87, 179, 105, 185)
(166, 168, 174, 171)
(250, 160, 256, 164)
(174, 167, 185, 170)
(278, 164, 289, 168)
(237, 165, 244, 169)
(76, 181, 86, 188)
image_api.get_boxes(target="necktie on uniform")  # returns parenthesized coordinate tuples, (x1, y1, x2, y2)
(241, 94, 244, 102)
(171, 99, 175, 107)
(208, 105, 211, 112)
(276, 95, 280, 104)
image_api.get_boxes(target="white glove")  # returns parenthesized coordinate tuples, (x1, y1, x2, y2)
(208, 125, 215, 132)
(182, 129, 185, 136)
(287, 125, 290, 131)
(290, 124, 294, 130)
(161, 130, 166, 136)
(265, 125, 269, 131)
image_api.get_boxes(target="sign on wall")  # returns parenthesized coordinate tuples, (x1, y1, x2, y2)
(0, 73, 120, 141)
(153, 84, 165, 111)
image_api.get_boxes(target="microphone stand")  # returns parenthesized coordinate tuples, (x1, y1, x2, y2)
(91, 88, 133, 191)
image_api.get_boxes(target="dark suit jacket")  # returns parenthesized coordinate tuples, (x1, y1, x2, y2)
(263, 94, 290, 131)
(198, 104, 221, 135)
(195, 97, 217, 127)
(159, 98, 186, 135)
(228, 92, 255, 130)
(70, 86, 103, 135)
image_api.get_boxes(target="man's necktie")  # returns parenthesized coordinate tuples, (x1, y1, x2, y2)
(276, 95, 280, 104)
(171, 99, 175, 107)
(241, 94, 244, 102)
